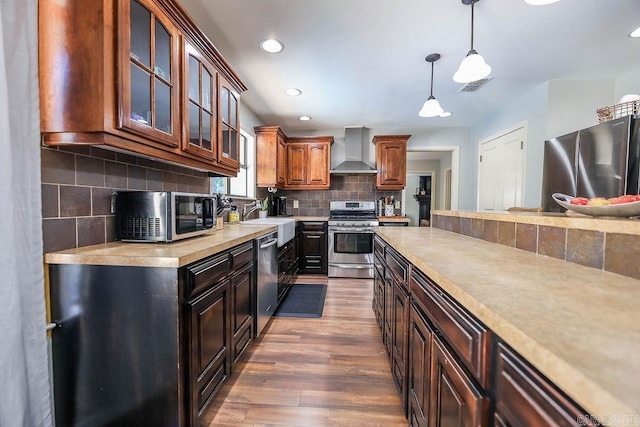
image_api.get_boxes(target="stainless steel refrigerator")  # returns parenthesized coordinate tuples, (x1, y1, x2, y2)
(541, 116, 640, 212)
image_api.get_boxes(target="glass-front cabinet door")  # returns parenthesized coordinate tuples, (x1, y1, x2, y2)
(183, 40, 217, 160)
(218, 75, 240, 170)
(118, 0, 180, 147)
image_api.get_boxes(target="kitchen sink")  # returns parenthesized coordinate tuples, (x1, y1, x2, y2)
(241, 217, 295, 247)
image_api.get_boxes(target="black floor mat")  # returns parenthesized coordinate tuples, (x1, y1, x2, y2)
(273, 284, 327, 318)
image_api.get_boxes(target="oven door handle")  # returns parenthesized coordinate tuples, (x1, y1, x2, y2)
(329, 228, 375, 233)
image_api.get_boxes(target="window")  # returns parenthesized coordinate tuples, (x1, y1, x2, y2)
(211, 130, 255, 198)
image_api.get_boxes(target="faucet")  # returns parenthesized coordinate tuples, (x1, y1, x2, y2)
(242, 200, 261, 221)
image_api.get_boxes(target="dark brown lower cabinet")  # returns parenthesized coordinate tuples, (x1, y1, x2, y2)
(376, 235, 599, 427)
(495, 342, 599, 427)
(184, 241, 254, 426)
(373, 256, 385, 332)
(408, 302, 434, 427)
(186, 278, 231, 427)
(277, 237, 298, 302)
(391, 278, 410, 413)
(231, 263, 253, 362)
(429, 336, 489, 427)
(383, 271, 394, 357)
(299, 221, 327, 274)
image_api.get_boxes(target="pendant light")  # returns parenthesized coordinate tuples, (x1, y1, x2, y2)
(453, 0, 492, 84)
(419, 53, 446, 118)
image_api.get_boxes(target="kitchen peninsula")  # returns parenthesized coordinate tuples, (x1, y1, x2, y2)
(375, 218, 640, 424)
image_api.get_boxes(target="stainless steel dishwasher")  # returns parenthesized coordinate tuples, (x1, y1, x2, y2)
(254, 232, 278, 336)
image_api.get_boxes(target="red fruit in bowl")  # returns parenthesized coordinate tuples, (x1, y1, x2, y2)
(570, 197, 589, 205)
(609, 195, 637, 204)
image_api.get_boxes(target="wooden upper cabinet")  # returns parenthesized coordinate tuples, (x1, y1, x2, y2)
(285, 137, 333, 190)
(286, 143, 307, 186)
(373, 135, 410, 190)
(38, 0, 246, 175)
(255, 126, 287, 188)
(118, 0, 180, 148)
(218, 75, 240, 171)
(255, 129, 332, 189)
(182, 39, 217, 160)
(277, 133, 287, 185)
(307, 143, 330, 187)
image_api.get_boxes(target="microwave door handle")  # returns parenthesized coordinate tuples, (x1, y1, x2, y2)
(203, 198, 215, 229)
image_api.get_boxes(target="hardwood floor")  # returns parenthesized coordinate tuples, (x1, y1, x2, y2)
(201, 275, 407, 426)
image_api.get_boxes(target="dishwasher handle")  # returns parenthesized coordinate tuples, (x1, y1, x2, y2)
(259, 238, 278, 249)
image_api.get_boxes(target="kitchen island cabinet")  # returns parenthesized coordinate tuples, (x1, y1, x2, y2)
(374, 226, 640, 424)
(45, 225, 274, 427)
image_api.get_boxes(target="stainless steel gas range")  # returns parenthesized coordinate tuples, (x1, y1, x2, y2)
(328, 201, 379, 278)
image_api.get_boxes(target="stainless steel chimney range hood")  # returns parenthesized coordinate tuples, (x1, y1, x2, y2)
(330, 127, 377, 174)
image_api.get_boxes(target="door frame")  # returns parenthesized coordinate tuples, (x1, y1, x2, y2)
(402, 171, 436, 223)
(405, 146, 459, 211)
(476, 121, 527, 211)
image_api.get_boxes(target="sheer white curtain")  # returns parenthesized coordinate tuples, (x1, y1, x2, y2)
(0, 0, 53, 426)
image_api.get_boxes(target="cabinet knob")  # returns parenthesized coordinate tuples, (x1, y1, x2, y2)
(444, 358, 448, 365)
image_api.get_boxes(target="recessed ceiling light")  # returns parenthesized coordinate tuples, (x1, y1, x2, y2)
(630, 27, 640, 38)
(298, 116, 311, 121)
(439, 111, 452, 117)
(259, 38, 284, 53)
(285, 88, 302, 96)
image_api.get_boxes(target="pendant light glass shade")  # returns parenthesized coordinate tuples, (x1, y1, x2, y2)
(419, 96, 444, 118)
(418, 53, 447, 118)
(453, 50, 492, 83)
(454, 0, 491, 84)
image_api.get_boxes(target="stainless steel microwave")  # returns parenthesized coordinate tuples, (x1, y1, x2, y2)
(115, 191, 216, 242)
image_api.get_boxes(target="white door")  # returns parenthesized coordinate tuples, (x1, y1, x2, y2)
(478, 126, 526, 212)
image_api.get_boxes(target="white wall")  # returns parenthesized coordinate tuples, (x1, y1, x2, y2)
(474, 82, 548, 208)
(547, 79, 614, 137)
(615, 68, 640, 100)
(239, 103, 264, 136)
(473, 79, 615, 208)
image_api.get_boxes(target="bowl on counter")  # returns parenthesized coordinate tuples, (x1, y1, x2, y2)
(552, 193, 640, 217)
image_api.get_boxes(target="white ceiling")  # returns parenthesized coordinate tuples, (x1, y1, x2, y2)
(179, 0, 640, 135)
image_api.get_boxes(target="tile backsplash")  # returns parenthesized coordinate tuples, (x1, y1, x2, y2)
(41, 146, 210, 253)
(256, 175, 401, 217)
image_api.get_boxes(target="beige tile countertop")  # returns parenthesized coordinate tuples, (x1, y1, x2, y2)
(375, 226, 640, 420)
(44, 224, 276, 268)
